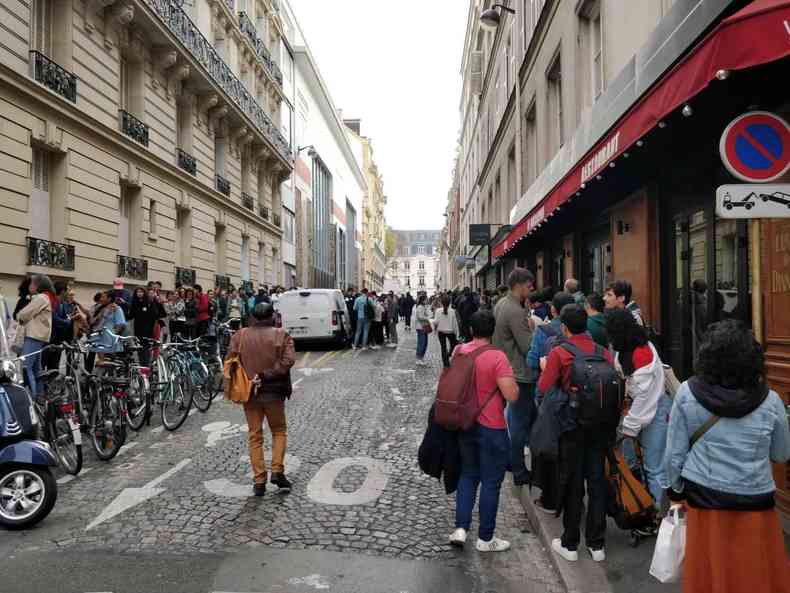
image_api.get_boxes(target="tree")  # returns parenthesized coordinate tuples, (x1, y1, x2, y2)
(385, 227, 397, 259)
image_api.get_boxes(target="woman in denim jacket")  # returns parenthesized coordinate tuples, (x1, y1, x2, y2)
(664, 320, 790, 593)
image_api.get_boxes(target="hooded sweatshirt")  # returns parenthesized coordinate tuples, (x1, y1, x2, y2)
(619, 342, 665, 437)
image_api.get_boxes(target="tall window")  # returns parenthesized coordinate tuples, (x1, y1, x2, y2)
(241, 236, 250, 281)
(257, 241, 266, 284)
(507, 146, 517, 214)
(312, 157, 333, 287)
(215, 136, 227, 176)
(30, 148, 50, 240)
(419, 260, 425, 271)
(215, 225, 226, 274)
(176, 208, 192, 267)
(578, 1, 603, 110)
(547, 51, 563, 156)
(176, 100, 193, 153)
(31, 0, 52, 54)
(523, 101, 537, 190)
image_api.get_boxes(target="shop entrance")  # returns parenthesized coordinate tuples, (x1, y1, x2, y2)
(582, 224, 612, 296)
(662, 199, 751, 379)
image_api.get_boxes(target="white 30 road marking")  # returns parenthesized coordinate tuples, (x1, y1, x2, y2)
(203, 453, 302, 498)
(306, 456, 391, 506)
(85, 459, 192, 530)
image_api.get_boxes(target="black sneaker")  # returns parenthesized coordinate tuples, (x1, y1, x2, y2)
(269, 472, 292, 492)
(253, 483, 266, 497)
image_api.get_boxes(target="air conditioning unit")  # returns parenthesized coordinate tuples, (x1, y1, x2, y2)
(470, 51, 483, 95)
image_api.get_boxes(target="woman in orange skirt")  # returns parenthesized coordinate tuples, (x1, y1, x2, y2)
(664, 320, 790, 593)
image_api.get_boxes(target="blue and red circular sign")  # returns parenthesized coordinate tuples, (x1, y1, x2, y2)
(720, 111, 790, 182)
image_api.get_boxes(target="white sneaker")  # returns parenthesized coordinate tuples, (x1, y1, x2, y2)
(552, 538, 578, 562)
(588, 547, 606, 562)
(448, 528, 467, 547)
(476, 537, 510, 552)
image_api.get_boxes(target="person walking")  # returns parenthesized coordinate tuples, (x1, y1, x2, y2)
(605, 308, 670, 513)
(665, 320, 790, 593)
(228, 303, 296, 497)
(401, 292, 415, 331)
(371, 293, 384, 348)
(434, 295, 460, 368)
(386, 292, 399, 348)
(414, 294, 432, 366)
(345, 288, 358, 341)
(538, 304, 615, 563)
(457, 287, 479, 342)
(353, 289, 373, 350)
(449, 309, 519, 552)
(16, 274, 55, 396)
(492, 268, 536, 486)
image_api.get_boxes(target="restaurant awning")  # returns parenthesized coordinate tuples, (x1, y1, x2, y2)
(494, 0, 790, 258)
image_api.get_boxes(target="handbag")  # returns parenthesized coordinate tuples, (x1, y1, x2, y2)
(649, 505, 686, 583)
(223, 329, 252, 403)
(422, 322, 433, 334)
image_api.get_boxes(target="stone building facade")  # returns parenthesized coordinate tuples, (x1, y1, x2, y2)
(0, 0, 293, 300)
(388, 230, 440, 296)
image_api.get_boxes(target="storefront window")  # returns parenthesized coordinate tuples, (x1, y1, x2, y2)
(715, 218, 751, 327)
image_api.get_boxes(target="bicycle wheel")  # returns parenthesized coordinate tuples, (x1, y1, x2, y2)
(49, 402, 83, 476)
(161, 360, 192, 430)
(126, 371, 149, 432)
(90, 390, 126, 461)
(191, 360, 212, 413)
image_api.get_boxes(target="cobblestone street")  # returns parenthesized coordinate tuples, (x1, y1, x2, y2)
(0, 326, 562, 593)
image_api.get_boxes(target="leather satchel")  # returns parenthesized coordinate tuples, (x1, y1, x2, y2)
(223, 329, 251, 404)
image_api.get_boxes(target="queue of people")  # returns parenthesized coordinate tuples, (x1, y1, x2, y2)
(420, 267, 789, 593)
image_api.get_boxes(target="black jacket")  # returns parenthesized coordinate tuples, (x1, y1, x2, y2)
(418, 405, 461, 494)
(129, 298, 165, 339)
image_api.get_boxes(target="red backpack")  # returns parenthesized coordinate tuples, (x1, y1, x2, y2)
(434, 345, 499, 431)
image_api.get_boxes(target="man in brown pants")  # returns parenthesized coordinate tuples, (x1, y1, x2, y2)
(228, 303, 296, 496)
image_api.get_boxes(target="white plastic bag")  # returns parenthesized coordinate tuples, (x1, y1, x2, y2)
(649, 505, 686, 583)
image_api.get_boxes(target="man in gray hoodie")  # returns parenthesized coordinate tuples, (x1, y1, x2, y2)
(493, 267, 536, 486)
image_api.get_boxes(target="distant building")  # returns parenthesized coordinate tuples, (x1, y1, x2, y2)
(387, 230, 441, 295)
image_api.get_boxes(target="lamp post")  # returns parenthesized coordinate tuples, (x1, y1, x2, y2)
(480, 3, 516, 31)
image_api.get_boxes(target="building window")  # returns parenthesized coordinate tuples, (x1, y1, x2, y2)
(215, 224, 226, 275)
(419, 276, 425, 287)
(419, 260, 425, 271)
(523, 101, 537, 191)
(416, 245, 425, 254)
(282, 211, 295, 243)
(215, 135, 227, 177)
(241, 236, 250, 281)
(30, 148, 50, 240)
(148, 199, 157, 237)
(578, 1, 603, 110)
(31, 0, 52, 54)
(175, 208, 192, 267)
(405, 261, 410, 271)
(257, 241, 266, 284)
(176, 99, 193, 154)
(547, 50, 563, 156)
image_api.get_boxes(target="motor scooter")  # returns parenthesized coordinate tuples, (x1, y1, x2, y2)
(0, 297, 58, 529)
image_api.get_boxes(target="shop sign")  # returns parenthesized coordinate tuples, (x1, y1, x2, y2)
(716, 185, 790, 219)
(469, 224, 491, 246)
(720, 112, 790, 182)
(580, 132, 620, 184)
(527, 206, 545, 232)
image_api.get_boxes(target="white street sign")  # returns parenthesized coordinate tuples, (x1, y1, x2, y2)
(716, 184, 790, 218)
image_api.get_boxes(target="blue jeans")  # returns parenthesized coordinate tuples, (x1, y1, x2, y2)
(623, 394, 672, 506)
(416, 329, 428, 359)
(23, 337, 47, 396)
(455, 424, 510, 541)
(354, 318, 369, 348)
(506, 382, 535, 485)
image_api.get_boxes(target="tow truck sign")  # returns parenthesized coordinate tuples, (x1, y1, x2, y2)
(716, 185, 790, 219)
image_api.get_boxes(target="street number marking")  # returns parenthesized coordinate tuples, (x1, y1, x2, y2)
(306, 456, 390, 506)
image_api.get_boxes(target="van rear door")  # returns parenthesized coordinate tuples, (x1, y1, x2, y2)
(277, 291, 333, 338)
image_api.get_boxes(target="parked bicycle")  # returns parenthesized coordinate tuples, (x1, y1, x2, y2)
(138, 337, 194, 430)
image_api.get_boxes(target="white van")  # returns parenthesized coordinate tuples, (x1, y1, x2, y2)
(275, 289, 350, 347)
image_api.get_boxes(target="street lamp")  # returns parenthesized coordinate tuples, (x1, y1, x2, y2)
(297, 145, 316, 158)
(480, 3, 515, 31)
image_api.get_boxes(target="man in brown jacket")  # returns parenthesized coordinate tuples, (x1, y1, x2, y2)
(492, 267, 536, 486)
(228, 303, 296, 497)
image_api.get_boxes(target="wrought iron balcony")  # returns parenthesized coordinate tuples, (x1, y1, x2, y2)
(119, 110, 149, 146)
(27, 237, 75, 271)
(237, 12, 283, 88)
(177, 148, 197, 176)
(175, 266, 196, 287)
(215, 173, 231, 196)
(215, 274, 231, 290)
(273, 212, 281, 227)
(259, 205, 269, 220)
(29, 51, 77, 103)
(241, 192, 254, 210)
(144, 0, 292, 165)
(117, 254, 149, 281)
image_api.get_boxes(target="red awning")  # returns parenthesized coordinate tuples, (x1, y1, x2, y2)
(494, 0, 790, 258)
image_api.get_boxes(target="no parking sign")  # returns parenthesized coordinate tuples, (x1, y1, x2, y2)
(720, 111, 790, 182)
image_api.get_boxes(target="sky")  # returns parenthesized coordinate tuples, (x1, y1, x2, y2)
(288, 0, 468, 232)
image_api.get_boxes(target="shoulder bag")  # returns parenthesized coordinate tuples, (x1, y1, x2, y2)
(223, 328, 252, 403)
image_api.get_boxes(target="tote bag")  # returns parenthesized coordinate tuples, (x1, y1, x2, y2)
(649, 505, 686, 583)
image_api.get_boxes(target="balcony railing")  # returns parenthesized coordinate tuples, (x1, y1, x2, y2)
(215, 274, 231, 290)
(29, 51, 77, 103)
(175, 266, 196, 287)
(273, 212, 281, 227)
(117, 254, 149, 281)
(145, 0, 292, 165)
(238, 11, 282, 86)
(259, 205, 269, 220)
(119, 110, 149, 146)
(241, 192, 254, 210)
(27, 237, 75, 271)
(215, 173, 231, 196)
(177, 148, 197, 175)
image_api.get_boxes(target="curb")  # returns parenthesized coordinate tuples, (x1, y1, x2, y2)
(515, 484, 613, 593)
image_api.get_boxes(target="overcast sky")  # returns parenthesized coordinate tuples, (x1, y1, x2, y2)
(289, 0, 467, 232)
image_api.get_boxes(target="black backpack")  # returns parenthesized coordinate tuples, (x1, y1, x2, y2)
(364, 298, 375, 321)
(561, 343, 623, 429)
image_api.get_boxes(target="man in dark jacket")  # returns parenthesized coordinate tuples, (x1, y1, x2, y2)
(584, 292, 608, 347)
(400, 292, 415, 331)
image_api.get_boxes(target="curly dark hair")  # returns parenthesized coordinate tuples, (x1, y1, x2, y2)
(695, 320, 764, 390)
(604, 308, 648, 376)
